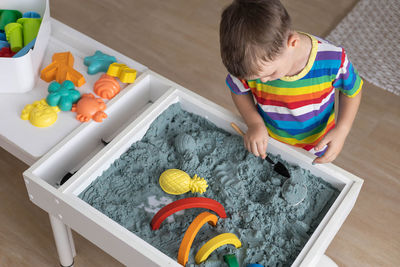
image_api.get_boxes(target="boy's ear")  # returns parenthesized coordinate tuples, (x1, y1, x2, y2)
(287, 32, 300, 48)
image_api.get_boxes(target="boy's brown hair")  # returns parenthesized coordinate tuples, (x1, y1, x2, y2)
(220, 0, 291, 79)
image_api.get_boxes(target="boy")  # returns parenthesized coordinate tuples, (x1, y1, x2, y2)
(220, 0, 363, 164)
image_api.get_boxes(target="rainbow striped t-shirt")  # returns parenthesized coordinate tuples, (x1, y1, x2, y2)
(226, 34, 363, 154)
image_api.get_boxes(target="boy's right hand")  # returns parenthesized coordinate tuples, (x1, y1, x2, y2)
(244, 122, 269, 159)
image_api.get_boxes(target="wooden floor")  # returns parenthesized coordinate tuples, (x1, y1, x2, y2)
(0, 0, 399, 266)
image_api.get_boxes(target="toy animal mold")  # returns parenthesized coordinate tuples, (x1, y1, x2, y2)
(71, 93, 107, 122)
(21, 99, 60, 127)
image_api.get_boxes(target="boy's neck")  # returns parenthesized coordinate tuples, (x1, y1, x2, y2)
(287, 32, 312, 77)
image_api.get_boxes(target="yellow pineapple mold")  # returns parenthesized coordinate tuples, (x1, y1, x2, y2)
(159, 169, 208, 195)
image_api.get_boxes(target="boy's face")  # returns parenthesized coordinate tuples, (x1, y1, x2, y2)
(247, 33, 299, 83)
(248, 51, 293, 82)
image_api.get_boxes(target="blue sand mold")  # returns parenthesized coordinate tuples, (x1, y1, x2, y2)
(0, 40, 9, 49)
(23, 11, 41, 18)
(79, 103, 339, 266)
(0, 32, 7, 49)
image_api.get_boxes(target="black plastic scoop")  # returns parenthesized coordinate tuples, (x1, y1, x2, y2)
(230, 122, 290, 178)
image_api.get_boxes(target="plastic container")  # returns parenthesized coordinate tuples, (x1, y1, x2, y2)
(0, 0, 50, 93)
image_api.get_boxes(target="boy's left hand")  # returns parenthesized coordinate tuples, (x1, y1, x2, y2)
(313, 127, 348, 164)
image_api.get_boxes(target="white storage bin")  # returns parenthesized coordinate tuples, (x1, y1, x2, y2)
(0, 18, 148, 165)
(0, 0, 50, 93)
(24, 72, 363, 266)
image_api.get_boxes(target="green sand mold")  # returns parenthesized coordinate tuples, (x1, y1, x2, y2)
(79, 103, 339, 267)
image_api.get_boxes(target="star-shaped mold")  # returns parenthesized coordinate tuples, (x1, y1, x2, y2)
(84, 50, 117, 75)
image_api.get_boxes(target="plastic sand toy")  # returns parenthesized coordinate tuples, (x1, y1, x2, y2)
(150, 197, 226, 230)
(17, 17, 42, 46)
(46, 80, 81, 111)
(94, 74, 121, 99)
(159, 169, 208, 195)
(0, 40, 9, 49)
(84, 50, 116, 75)
(107, 62, 136, 83)
(224, 254, 239, 267)
(22, 11, 41, 19)
(41, 52, 86, 87)
(0, 10, 22, 31)
(195, 233, 241, 264)
(178, 211, 218, 266)
(21, 99, 60, 127)
(4, 22, 23, 52)
(71, 93, 107, 123)
(0, 32, 8, 50)
(12, 37, 36, 58)
(0, 47, 15, 57)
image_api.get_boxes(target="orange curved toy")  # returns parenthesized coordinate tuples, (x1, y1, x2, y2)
(71, 93, 107, 122)
(177, 212, 218, 266)
(94, 74, 121, 99)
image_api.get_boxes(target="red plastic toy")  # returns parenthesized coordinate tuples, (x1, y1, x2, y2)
(0, 47, 16, 57)
(150, 197, 227, 230)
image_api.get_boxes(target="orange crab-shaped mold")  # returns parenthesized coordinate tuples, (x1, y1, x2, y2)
(71, 93, 107, 122)
(93, 74, 121, 99)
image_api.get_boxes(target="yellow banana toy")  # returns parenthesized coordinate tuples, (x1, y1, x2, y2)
(195, 233, 242, 264)
(159, 169, 208, 195)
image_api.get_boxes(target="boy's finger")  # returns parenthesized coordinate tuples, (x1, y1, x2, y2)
(251, 141, 260, 157)
(313, 145, 332, 164)
(315, 153, 336, 164)
(313, 156, 326, 164)
(315, 136, 330, 151)
(263, 139, 268, 156)
(257, 142, 266, 159)
(313, 152, 330, 164)
(313, 146, 335, 164)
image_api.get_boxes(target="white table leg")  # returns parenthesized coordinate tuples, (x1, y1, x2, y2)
(49, 214, 75, 267)
(67, 226, 76, 257)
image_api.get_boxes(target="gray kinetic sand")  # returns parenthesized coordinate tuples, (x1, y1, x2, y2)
(79, 103, 339, 267)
